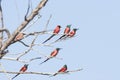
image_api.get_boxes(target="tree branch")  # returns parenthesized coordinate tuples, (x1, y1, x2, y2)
(0, 28, 11, 38)
(2, 57, 41, 63)
(0, 68, 82, 75)
(44, 14, 52, 31)
(0, 0, 4, 48)
(0, 0, 49, 58)
(16, 34, 39, 60)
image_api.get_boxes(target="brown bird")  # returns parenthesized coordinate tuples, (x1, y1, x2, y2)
(14, 33, 24, 41)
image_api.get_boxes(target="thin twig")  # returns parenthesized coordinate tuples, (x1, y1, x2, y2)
(44, 14, 52, 31)
(14, 0, 20, 23)
(66, 68, 83, 73)
(23, 14, 41, 32)
(32, 43, 53, 47)
(2, 57, 30, 63)
(30, 0, 33, 11)
(2, 57, 41, 63)
(0, 71, 52, 75)
(18, 40, 29, 47)
(17, 34, 39, 60)
(0, 28, 11, 38)
(0, 63, 11, 80)
(16, 48, 31, 60)
(0, 0, 4, 48)
(24, 0, 31, 21)
(50, 68, 83, 77)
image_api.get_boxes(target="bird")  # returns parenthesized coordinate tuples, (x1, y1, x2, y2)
(42, 25, 61, 43)
(68, 28, 78, 37)
(12, 64, 28, 80)
(54, 25, 71, 42)
(63, 28, 78, 40)
(40, 48, 62, 65)
(53, 64, 67, 76)
(14, 33, 24, 41)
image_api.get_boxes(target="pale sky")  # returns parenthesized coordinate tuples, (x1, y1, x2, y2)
(0, 0, 120, 80)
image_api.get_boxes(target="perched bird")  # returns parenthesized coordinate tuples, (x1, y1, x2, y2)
(63, 28, 78, 40)
(12, 64, 28, 80)
(54, 25, 71, 42)
(67, 28, 78, 37)
(40, 48, 61, 64)
(42, 25, 61, 43)
(14, 33, 24, 41)
(63, 25, 71, 35)
(53, 64, 67, 76)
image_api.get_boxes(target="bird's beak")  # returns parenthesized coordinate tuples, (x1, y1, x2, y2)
(59, 48, 62, 50)
(26, 64, 29, 66)
(76, 28, 79, 30)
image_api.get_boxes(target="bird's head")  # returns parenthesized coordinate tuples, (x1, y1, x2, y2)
(63, 64, 67, 69)
(24, 64, 29, 67)
(67, 25, 71, 28)
(56, 48, 62, 51)
(57, 25, 61, 28)
(73, 28, 78, 31)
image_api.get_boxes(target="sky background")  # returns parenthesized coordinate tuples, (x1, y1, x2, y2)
(0, 0, 120, 80)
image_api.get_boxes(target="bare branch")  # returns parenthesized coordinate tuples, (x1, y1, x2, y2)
(0, 71, 52, 76)
(23, 14, 41, 32)
(24, 0, 31, 21)
(2, 57, 41, 63)
(0, 28, 11, 38)
(66, 68, 83, 73)
(0, 63, 11, 80)
(0, 0, 4, 28)
(0, 0, 4, 48)
(0, 50, 8, 59)
(23, 28, 64, 39)
(16, 48, 31, 61)
(50, 68, 83, 77)
(0, 68, 82, 76)
(2, 57, 30, 63)
(0, 0, 81, 79)
(0, 0, 49, 58)
(18, 41, 29, 47)
(16, 34, 39, 60)
(44, 14, 52, 31)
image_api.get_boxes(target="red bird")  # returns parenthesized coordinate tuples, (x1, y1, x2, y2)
(12, 64, 28, 80)
(63, 25, 71, 34)
(54, 25, 71, 42)
(53, 64, 67, 76)
(67, 28, 78, 37)
(42, 25, 61, 43)
(40, 48, 61, 64)
(14, 33, 24, 41)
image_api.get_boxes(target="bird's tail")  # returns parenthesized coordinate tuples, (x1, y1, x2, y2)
(12, 73, 20, 80)
(61, 34, 69, 40)
(40, 58, 50, 65)
(54, 34, 66, 42)
(53, 72, 58, 76)
(42, 34, 55, 43)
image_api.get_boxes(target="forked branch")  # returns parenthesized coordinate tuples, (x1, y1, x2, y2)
(0, 0, 49, 58)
